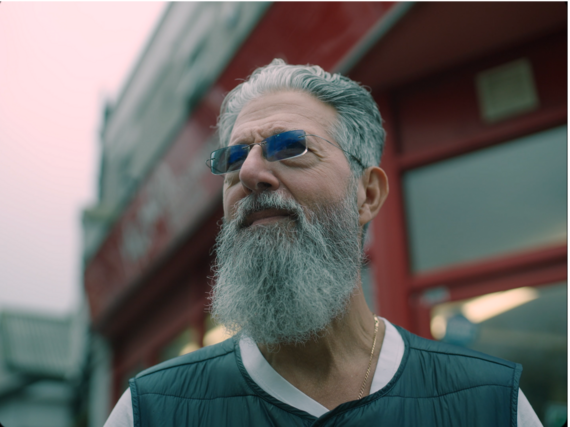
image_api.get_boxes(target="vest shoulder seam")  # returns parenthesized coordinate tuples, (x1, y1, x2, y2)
(408, 345, 515, 369)
(136, 347, 235, 379)
(136, 390, 315, 418)
(388, 383, 512, 399)
(137, 391, 259, 401)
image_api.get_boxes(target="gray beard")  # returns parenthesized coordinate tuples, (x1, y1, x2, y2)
(209, 184, 363, 346)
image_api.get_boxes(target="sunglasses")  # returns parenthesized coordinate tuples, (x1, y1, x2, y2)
(207, 129, 363, 175)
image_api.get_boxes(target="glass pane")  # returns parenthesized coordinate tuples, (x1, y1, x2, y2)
(430, 282, 567, 427)
(404, 126, 567, 272)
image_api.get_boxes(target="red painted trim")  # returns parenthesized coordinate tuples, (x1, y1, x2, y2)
(411, 247, 567, 340)
(370, 95, 412, 329)
(411, 245, 567, 291)
(398, 110, 567, 170)
(448, 262, 566, 302)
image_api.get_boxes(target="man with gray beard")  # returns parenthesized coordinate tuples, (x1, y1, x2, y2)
(104, 60, 541, 427)
(211, 184, 363, 347)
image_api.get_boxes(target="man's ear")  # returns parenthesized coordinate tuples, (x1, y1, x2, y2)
(357, 166, 389, 227)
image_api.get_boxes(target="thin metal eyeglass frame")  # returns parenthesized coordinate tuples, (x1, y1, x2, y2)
(306, 133, 365, 170)
(206, 130, 365, 175)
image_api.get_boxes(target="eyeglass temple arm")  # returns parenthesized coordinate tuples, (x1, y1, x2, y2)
(305, 134, 366, 169)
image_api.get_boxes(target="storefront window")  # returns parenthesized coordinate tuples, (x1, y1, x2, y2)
(404, 126, 567, 272)
(430, 282, 567, 427)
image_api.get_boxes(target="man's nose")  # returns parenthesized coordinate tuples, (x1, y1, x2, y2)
(238, 144, 280, 193)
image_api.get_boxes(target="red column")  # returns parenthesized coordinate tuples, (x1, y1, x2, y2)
(370, 95, 412, 330)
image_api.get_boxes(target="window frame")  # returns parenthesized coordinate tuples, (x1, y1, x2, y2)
(369, 38, 567, 336)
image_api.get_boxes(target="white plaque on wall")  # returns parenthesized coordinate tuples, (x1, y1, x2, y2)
(476, 58, 539, 123)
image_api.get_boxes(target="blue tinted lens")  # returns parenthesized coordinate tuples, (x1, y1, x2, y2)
(265, 130, 307, 161)
(210, 145, 248, 174)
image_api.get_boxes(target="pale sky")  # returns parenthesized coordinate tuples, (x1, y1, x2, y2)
(0, 2, 166, 315)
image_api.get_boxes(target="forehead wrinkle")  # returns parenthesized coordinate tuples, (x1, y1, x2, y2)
(229, 123, 292, 146)
(229, 91, 340, 146)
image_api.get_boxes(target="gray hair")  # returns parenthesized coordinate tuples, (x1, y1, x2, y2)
(216, 59, 385, 176)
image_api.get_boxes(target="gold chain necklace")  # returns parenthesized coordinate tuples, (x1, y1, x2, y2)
(357, 315, 379, 400)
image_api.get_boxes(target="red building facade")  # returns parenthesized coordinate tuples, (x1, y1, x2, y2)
(83, 3, 567, 424)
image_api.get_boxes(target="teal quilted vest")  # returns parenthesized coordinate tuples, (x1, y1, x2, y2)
(130, 326, 522, 427)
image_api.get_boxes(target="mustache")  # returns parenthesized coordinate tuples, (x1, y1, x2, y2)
(231, 192, 306, 229)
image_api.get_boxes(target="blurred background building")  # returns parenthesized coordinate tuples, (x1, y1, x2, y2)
(81, 3, 567, 426)
(0, 306, 88, 427)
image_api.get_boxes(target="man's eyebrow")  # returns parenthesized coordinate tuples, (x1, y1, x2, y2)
(263, 127, 292, 140)
(230, 126, 291, 145)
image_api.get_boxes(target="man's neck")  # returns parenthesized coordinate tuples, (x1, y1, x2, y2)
(257, 285, 386, 410)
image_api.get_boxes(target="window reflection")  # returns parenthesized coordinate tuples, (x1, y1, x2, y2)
(430, 282, 567, 426)
(404, 125, 567, 272)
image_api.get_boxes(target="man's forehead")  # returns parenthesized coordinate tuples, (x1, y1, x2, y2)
(228, 91, 338, 145)
(229, 124, 290, 145)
